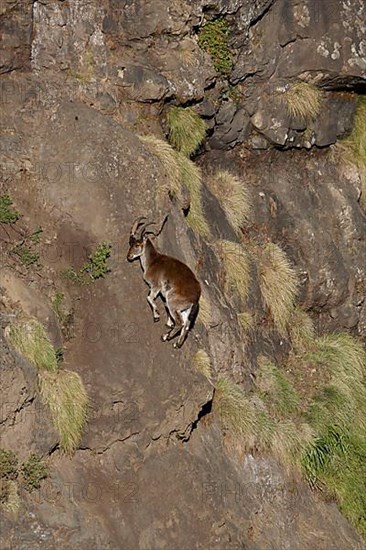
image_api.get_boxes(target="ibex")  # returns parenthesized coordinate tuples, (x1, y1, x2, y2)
(127, 216, 201, 348)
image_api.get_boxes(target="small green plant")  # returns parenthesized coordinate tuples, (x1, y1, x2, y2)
(21, 454, 48, 491)
(198, 18, 233, 75)
(12, 243, 39, 267)
(55, 347, 64, 364)
(63, 243, 112, 285)
(166, 106, 206, 157)
(208, 171, 251, 235)
(215, 240, 251, 302)
(30, 226, 43, 244)
(0, 449, 18, 480)
(256, 242, 299, 335)
(81, 242, 112, 281)
(52, 292, 74, 339)
(279, 81, 323, 121)
(0, 193, 20, 224)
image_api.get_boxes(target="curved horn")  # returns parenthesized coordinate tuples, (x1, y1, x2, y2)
(142, 215, 168, 238)
(130, 216, 148, 236)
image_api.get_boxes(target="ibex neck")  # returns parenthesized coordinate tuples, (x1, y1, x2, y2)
(140, 239, 159, 272)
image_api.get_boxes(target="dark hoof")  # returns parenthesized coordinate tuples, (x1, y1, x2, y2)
(154, 317, 160, 323)
(173, 342, 182, 349)
(161, 334, 168, 342)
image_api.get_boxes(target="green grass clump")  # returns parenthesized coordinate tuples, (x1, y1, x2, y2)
(279, 81, 323, 121)
(215, 240, 251, 302)
(7, 319, 58, 372)
(208, 171, 251, 235)
(139, 135, 210, 238)
(39, 369, 88, 454)
(0, 193, 19, 224)
(198, 18, 233, 75)
(167, 106, 206, 157)
(0, 450, 18, 480)
(21, 454, 48, 491)
(12, 243, 39, 267)
(256, 242, 299, 335)
(256, 357, 299, 416)
(64, 243, 112, 285)
(337, 96, 366, 210)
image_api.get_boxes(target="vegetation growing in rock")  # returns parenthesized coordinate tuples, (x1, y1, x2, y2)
(256, 242, 299, 335)
(39, 370, 88, 454)
(0, 193, 20, 224)
(64, 242, 112, 285)
(215, 240, 251, 302)
(208, 170, 251, 235)
(6, 319, 88, 454)
(280, 81, 323, 121)
(0, 450, 18, 480)
(193, 349, 212, 382)
(12, 243, 39, 267)
(139, 135, 210, 238)
(166, 106, 206, 157)
(337, 95, 366, 210)
(197, 294, 212, 329)
(21, 454, 48, 491)
(2, 480, 19, 513)
(213, 326, 366, 536)
(198, 18, 233, 75)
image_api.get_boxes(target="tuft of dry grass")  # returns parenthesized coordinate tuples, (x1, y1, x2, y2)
(177, 153, 210, 237)
(166, 106, 206, 157)
(237, 312, 254, 335)
(208, 170, 251, 235)
(39, 370, 89, 454)
(193, 349, 212, 382)
(6, 319, 58, 372)
(289, 307, 315, 353)
(256, 242, 299, 335)
(138, 134, 182, 199)
(197, 294, 212, 329)
(138, 135, 210, 238)
(214, 377, 257, 443)
(3, 480, 20, 514)
(279, 81, 323, 121)
(215, 240, 251, 302)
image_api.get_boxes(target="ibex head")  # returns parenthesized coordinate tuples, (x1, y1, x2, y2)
(127, 215, 167, 262)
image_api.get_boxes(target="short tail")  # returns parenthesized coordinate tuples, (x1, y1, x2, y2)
(188, 302, 199, 326)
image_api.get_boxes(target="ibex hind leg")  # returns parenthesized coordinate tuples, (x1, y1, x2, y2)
(161, 310, 182, 342)
(174, 307, 192, 349)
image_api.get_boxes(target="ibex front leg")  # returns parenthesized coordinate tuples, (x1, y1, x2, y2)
(147, 287, 160, 322)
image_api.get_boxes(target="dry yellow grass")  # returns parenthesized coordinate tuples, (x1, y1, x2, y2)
(215, 240, 251, 302)
(6, 319, 58, 372)
(39, 370, 89, 454)
(289, 307, 315, 353)
(237, 312, 254, 334)
(197, 294, 212, 329)
(167, 106, 206, 157)
(139, 135, 210, 238)
(208, 170, 251, 234)
(279, 81, 323, 121)
(256, 242, 299, 335)
(193, 349, 212, 382)
(3, 480, 20, 514)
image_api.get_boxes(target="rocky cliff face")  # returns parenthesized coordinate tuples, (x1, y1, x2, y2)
(0, 1, 365, 549)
